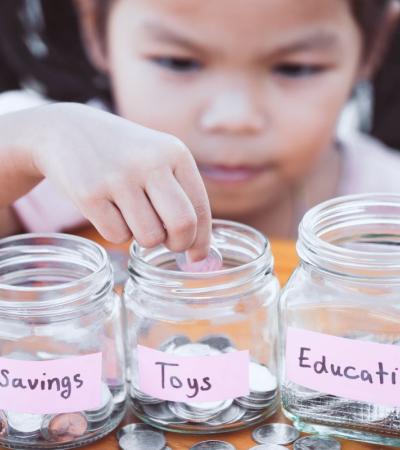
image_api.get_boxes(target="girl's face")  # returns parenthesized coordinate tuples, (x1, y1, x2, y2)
(102, 0, 363, 218)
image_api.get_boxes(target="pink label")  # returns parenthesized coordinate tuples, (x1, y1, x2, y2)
(0, 353, 102, 414)
(286, 327, 400, 408)
(138, 345, 249, 402)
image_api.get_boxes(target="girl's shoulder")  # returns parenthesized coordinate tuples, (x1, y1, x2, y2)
(338, 132, 400, 195)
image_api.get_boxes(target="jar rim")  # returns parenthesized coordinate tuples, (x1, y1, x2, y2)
(298, 193, 400, 279)
(128, 219, 272, 298)
(0, 233, 109, 293)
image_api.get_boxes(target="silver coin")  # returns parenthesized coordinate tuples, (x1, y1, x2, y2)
(116, 423, 160, 441)
(249, 362, 278, 394)
(252, 423, 300, 445)
(142, 402, 187, 423)
(175, 245, 223, 273)
(167, 402, 223, 423)
(7, 411, 42, 437)
(85, 382, 114, 423)
(198, 334, 234, 352)
(249, 446, 287, 450)
(119, 430, 166, 450)
(158, 335, 191, 352)
(171, 342, 221, 357)
(294, 436, 341, 450)
(190, 440, 236, 450)
(205, 404, 246, 426)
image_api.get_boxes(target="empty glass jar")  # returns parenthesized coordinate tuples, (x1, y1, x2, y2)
(124, 220, 280, 434)
(279, 193, 400, 447)
(0, 233, 126, 449)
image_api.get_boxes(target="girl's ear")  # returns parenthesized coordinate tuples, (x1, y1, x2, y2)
(73, 0, 109, 73)
(360, 0, 400, 80)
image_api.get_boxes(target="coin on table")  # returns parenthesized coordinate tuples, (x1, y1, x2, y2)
(249, 446, 288, 450)
(294, 436, 341, 450)
(190, 440, 236, 450)
(252, 423, 300, 445)
(118, 430, 166, 450)
(175, 246, 223, 272)
(41, 412, 88, 442)
(116, 423, 160, 441)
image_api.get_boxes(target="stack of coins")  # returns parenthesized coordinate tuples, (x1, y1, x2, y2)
(281, 382, 400, 431)
(0, 381, 123, 445)
(130, 334, 278, 430)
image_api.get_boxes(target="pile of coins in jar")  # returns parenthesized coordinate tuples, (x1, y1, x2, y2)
(0, 381, 124, 444)
(129, 334, 278, 430)
(116, 422, 343, 449)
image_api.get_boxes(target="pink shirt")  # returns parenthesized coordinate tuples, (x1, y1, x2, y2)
(2, 90, 400, 233)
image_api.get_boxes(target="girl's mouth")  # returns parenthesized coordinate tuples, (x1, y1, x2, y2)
(198, 165, 266, 183)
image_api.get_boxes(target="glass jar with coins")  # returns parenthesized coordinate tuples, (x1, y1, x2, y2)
(124, 220, 280, 434)
(0, 233, 126, 448)
(279, 193, 400, 447)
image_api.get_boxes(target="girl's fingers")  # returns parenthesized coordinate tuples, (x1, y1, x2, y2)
(174, 154, 212, 262)
(113, 186, 166, 248)
(145, 169, 198, 253)
(80, 199, 133, 244)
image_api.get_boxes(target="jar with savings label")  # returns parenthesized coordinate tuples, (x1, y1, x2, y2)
(279, 193, 400, 447)
(123, 220, 280, 433)
(0, 234, 126, 448)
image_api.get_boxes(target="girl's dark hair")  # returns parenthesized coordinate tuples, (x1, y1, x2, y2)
(0, 0, 394, 101)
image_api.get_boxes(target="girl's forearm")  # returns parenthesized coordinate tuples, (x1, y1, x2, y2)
(0, 108, 45, 206)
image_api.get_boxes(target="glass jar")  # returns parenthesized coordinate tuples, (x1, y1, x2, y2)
(279, 193, 400, 447)
(0, 233, 126, 449)
(124, 220, 280, 434)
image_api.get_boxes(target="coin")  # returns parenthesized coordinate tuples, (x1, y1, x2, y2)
(85, 382, 114, 423)
(158, 335, 191, 352)
(249, 446, 287, 450)
(205, 404, 246, 426)
(142, 402, 187, 423)
(249, 363, 277, 394)
(294, 436, 341, 450)
(252, 423, 300, 445)
(198, 334, 234, 352)
(7, 411, 42, 438)
(118, 430, 166, 450)
(116, 422, 159, 441)
(190, 440, 236, 450)
(171, 342, 220, 357)
(0, 411, 8, 436)
(41, 412, 88, 442)
(175, 246, 223, 272)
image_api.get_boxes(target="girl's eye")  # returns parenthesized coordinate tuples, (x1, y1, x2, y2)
(273, 63, 324, 78)
(152, 57, 202, 72)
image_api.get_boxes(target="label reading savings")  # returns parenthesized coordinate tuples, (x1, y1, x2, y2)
(286, 327, 400, 408)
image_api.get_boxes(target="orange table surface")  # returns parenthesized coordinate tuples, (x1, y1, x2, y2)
(3, 227, 393, 450)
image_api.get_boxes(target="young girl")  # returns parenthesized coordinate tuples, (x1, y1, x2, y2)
(0, 0, 399, 247)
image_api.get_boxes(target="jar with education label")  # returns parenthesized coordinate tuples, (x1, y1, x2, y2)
(0, 233, 126, 448)
(123, 220, 280, 433)
(279, 193, 400, 447)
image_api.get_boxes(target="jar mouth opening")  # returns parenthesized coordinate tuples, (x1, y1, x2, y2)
(298, 193, 400, 278)
(0, 233, 110, 298)
(129, 219, 272, 294)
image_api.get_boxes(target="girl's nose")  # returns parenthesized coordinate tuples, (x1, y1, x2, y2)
(200, 89, 265, 135)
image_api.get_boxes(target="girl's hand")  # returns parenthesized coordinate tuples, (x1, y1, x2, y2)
(30, 103, 211, 260)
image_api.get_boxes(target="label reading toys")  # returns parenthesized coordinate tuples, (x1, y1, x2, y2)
(286, 327, 400, 408)
(0, 353, 102, 414)
(138, 345, 250, 402)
